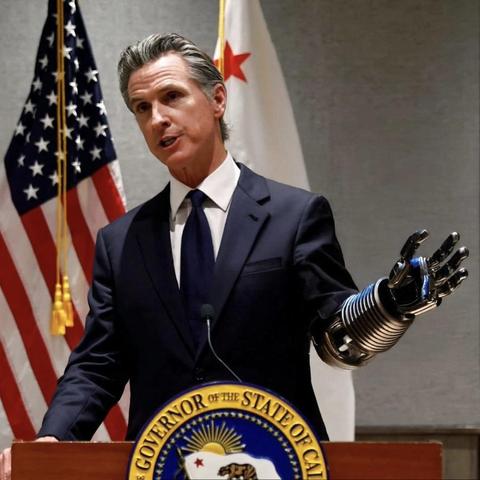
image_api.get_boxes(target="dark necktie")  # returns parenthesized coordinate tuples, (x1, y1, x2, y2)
(180, 190, 215, 344)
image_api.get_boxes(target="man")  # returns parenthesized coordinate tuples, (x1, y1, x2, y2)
(0, 33, 467, 478)
(36, 32, 357, 442)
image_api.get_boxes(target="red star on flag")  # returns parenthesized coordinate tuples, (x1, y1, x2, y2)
(218, 41, 251, 82)
(194, 457, 204, 468)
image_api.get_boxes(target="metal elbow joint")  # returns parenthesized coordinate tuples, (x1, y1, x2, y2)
(315, 279, 414, 369)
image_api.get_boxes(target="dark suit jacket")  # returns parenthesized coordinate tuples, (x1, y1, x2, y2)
(39, 164, 357, 441)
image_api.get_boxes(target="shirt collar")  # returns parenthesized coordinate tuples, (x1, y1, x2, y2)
(169, 152, 240, 220)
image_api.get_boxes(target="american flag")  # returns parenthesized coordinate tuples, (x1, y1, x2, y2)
(0, 0, 128, 448)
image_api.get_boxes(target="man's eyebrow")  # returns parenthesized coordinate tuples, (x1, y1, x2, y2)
(129, 82, 185, 107)
(129, 95, 145, 106)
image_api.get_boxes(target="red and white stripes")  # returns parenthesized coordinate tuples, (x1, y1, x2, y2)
(0, 162, 128, 449)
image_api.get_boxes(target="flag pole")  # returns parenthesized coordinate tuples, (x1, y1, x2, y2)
(51, 0, 67, 335)
(59, 0, 73, 328)
(51, 0, 73, 334)
(217, 0, 226, 76)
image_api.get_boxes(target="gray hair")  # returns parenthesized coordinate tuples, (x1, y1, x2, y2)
(118, 32, 229, 142)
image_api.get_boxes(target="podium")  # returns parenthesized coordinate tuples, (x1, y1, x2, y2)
(11, 441, 442, 479)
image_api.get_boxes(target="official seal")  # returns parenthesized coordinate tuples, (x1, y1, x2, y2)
(127, 382, 328, 480)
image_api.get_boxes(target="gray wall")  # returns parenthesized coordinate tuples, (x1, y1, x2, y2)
(1, 0, 478, 428)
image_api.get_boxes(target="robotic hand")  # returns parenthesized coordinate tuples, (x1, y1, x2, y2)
(315, 230, 469, 369)
(387, 230, 468, 318)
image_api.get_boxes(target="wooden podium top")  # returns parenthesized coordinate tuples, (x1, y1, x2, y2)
(12, 441, 442, 479)
(322, 442, 442, 479)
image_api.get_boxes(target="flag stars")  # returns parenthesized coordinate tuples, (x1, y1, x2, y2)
(94, 122, 108, 137)
(7, 12, 117, 212)
(75, 135, 85, 150)
(32, 77, 42, 92)
(96, 100, 107, 115)
(24, 99, 36, 115)
(80, 91, 92, 105)
(39, 54, 48, 69)
(35, 137, 50, 153)
(29, 160, 45, 176)
(220, 41, 251, 82)
(77, 113, 89, 128)
(47, 32, 55, 47)
(90, 146, 101, 160)
(15, 122, 26, 136)
(63, 126, 73, 139)
(66, 102, 77, 117)
(64, 20, 76, 37)
(47, 90, 57, 105)
(52, 71, 65, 82)
(69, 80, 78, 95)
(72, 159, 81, 173)
(24, 184, 39, 200)
(63, 45, 73, 60)
(85, 67, 98, 83)
(40, 113, 54, 129)
(49, 171, 59, 186)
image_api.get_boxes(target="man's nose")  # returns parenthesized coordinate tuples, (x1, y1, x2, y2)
(151, 103, 171, 128)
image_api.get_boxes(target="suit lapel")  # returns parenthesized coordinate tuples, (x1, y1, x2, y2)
(135, 187, 196, 358)
(195, 166, 271, 361)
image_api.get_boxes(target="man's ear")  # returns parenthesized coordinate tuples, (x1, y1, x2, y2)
(211, 83, 227, 118)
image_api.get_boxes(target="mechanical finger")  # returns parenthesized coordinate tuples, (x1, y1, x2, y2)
(400, 229, 430, 261)
(437, 268, 469, 298)
(428, 232, 460, 270)
(433, 247, 469, 286)
(388, 230, 430, 288)
(388, 260, 410, 288)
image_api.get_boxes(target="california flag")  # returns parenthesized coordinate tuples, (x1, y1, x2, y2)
(214, 0, 355, 440)
(184, 451, 280, 480)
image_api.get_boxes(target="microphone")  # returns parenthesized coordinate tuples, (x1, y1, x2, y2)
(200, 304, 242, 382)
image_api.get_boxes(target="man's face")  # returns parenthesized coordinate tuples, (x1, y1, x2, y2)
(127, 53, 226, 181)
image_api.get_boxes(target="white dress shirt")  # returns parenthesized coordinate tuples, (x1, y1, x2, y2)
(169, 152, 241, 286)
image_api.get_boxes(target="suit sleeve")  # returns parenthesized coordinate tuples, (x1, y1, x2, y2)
(38, 228, 128, 440)
(293, 195, 358, 323)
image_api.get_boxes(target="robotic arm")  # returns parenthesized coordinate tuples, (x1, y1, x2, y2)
(315, 230, 469, 369)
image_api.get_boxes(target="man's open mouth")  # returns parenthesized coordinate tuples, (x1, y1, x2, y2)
(159, 136, 178, 148)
